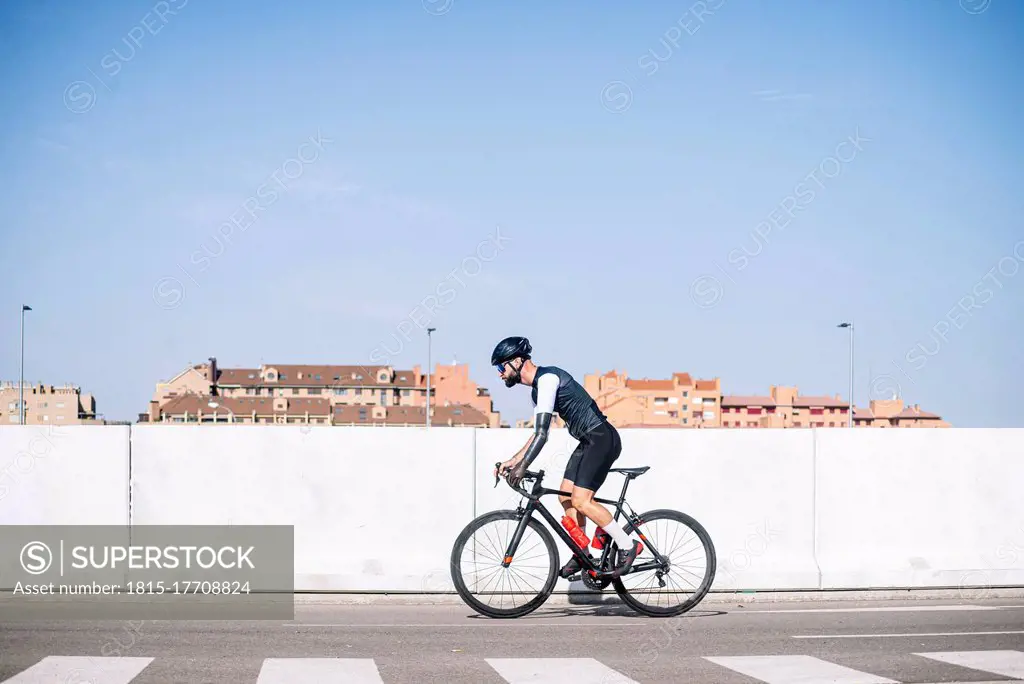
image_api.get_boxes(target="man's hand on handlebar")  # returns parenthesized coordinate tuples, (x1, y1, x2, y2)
(494, 456, 529, 489)
(507, 459, 529, 489)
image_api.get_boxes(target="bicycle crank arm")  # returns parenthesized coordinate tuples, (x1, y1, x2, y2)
(588, 559, 666, 581)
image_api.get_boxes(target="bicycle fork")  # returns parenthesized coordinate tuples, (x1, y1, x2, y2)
(500, 504, 533, 568)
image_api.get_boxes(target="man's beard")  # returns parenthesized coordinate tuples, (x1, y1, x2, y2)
(503, 374, 518, 388)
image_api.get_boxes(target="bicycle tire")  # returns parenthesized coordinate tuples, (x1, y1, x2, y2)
(450, 510, 559, 619)
(612, 508, 717, 617)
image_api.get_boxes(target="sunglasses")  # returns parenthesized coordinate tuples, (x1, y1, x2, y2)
(495, 363, 507, 373)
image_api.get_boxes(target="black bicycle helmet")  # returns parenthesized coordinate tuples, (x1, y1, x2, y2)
(491, 336, 532, 367)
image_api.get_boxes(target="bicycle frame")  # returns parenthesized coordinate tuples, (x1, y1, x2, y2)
(499, 469, 664, 579)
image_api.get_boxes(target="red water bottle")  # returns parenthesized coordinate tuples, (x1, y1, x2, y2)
(592, 527, 609, 550)
(561, 516, 590, 549)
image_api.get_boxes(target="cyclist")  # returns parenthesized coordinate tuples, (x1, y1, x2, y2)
(492, 336, 642, 580)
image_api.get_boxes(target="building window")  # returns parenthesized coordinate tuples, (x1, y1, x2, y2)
(748, 407, 762, 415)
(682, 418, 688, 424)
(810, 408, 824, 415)
(308, 388, 321, 395)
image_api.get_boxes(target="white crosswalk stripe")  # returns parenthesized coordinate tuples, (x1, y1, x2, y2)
(2, 650, 1023, 683)
(915, 650, 1024, 679)
(255, 658, 384, 683)
(0, 656, 153, 684)
(485, 657, 639, 683)
(703, 655, 900, 683)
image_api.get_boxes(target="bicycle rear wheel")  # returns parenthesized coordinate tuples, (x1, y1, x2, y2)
(450, 510, 558, 618)
(612, 508, 716, 617)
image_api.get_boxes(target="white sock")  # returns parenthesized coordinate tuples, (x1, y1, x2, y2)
(602, 520, 633, 549)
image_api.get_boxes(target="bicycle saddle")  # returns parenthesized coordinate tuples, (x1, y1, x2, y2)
(609, 466, 650, 477)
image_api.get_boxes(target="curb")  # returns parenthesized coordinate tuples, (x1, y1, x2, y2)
(293, 586, 1024, 606)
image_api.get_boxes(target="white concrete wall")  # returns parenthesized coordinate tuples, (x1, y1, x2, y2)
(477, 428, 817, 590)
(815, 428, 1024, 589)
(1, 425, 1022, 593)
(130, 425, 476, 591)
(613, 429, 819, 591)
(0, 425, 129, 525)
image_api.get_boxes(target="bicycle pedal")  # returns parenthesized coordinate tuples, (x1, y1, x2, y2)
(565, 573, 583, 582)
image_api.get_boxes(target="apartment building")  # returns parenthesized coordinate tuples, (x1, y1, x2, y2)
(148, 357, 501, 427)
(580, 371, 949, 429)
(721, 386, 849, 428)
(151, 393, 490, 427)
(720, 387, 949, 428)
(1, 381, 98, 425)
(583, 370, 723, 428)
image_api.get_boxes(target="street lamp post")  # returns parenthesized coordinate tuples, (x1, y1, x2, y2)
(20, 305, 31, 425)
(837, 322, 854, 427)
(426, 327, 436, 428)
(207, 401, 234, 424)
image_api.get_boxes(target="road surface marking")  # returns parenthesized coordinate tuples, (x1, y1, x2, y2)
(486, 658, 638, 683)
(1, 656, 153, 684)
(281, 622, 649, 627)
(704, 655, 898, 683)
(743, 605, 1000, 613)
(256, 658, 383, 683)
(793, 630, 1024, 639)
(915, 650, 1024, 679)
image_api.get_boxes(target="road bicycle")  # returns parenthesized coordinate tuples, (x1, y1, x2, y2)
(449, 463, 717, 618)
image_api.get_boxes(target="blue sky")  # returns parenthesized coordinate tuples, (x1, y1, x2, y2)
(1, 0, 1021, 427)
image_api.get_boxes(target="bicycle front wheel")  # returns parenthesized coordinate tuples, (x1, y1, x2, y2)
(612, 508, 716, 617)
(450, 510, 558, 618)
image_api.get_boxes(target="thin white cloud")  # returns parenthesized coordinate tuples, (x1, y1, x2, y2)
(753, 89, 814, 102)
(35, 137, 70, 153)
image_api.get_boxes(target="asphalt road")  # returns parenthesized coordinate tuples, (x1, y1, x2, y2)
(2, 597, 1024, 683)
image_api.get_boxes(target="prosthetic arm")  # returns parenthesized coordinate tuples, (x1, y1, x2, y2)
(522, 412, 552, 468)
(508, 412, 551, 487)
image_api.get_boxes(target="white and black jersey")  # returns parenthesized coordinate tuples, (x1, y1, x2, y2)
(530, 365, 607, 440)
